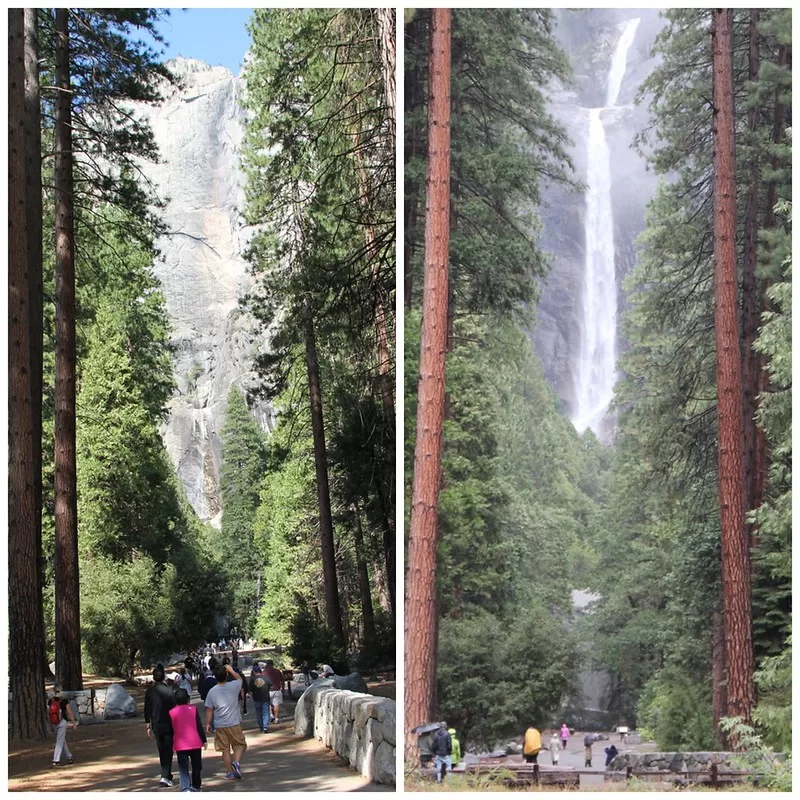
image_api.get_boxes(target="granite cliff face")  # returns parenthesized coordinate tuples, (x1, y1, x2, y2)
(135, 58, 272, 524)
(533, 9, 665, 421)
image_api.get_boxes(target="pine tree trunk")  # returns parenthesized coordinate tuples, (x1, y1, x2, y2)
(25, 5, 48, 684)
(351, 502, 378, 650)
(740, 9, 759, 545)
(304, 305, 346, 653)
(8, 7, 48, 741)
(54, 7, 83, 691)
(711, 8, 753, 735)
(375, 8, 395, 141)
(405, 7, 451, 764)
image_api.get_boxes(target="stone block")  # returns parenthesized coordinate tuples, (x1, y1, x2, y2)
(365, 717, 383, 748)
(381, 704, 396, 746)
(372, 741, 396, 785)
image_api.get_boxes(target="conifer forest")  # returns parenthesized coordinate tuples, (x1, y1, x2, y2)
(404, 7, 791, 787)
(6, 5, 793, 791)
(8, 7, 395, 742)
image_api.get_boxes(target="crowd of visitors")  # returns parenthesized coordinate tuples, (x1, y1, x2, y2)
(45, 647, 335, 788)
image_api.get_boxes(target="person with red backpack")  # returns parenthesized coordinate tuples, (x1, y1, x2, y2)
(48, 686, 78, 767)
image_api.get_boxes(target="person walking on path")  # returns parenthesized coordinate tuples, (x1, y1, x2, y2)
(248, 666, 273, 734)
(205, 662, 248, 781)
(48, 686, 78, 767)
(448, 728, 461, 768)
(264, 660, 284, 723)
(549, 732, 561, 766)
(560, 723, 570, 750)
(169, 688, 207, 792)
(145, 664, 177, 787)
(584, 733, 602, 767)
(431, 722, 452, 783)
(523, 725, 542, 765)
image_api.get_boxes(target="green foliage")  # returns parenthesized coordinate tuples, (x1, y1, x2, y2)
(216, 385, 267, 634)
(242, 9, 396, 664)
(583, 10, 793, 735)
(438, 607, 577, 749)
(405, 8, 575, 315)
(719, 717, 792, 791)
(636, 668, 716, 751)
(751, 634, 791, 752)
(73, 209, 219, 674)
(80, 554, 172, 677)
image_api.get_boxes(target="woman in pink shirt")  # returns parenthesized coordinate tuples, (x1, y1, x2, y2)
(169, 688, 207, 792)
(560, 723, 571, 751)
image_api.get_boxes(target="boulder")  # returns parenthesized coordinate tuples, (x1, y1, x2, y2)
(332, 672, 368, 693)
(104, 683, 136, 719)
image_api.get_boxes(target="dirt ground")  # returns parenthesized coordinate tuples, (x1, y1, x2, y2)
(8, 684, 394, 792)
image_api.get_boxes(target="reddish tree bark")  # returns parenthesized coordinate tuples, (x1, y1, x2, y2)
(405, 7, 451, 764)
(54, 7, 83, 690)
(711, 8, 753, 736)
(8, 6, 48, 741)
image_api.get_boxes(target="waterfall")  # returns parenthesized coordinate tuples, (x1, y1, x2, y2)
(572, 17, 640, 440)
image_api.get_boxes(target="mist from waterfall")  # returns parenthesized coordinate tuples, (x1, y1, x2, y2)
(572, 17, 640, 440)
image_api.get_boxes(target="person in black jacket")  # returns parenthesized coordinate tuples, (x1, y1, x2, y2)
(431, 722, 452, 784)
(144, 664, 177, 787)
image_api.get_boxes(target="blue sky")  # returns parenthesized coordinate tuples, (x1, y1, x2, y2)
(152, 8, 254, 75)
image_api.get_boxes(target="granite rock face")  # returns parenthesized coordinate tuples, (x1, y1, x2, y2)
(133, 58, 274, 524)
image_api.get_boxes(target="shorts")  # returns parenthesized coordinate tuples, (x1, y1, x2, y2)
(214, 724, 248, 754)
(524, 752, 540, 764)
(269, 690, 282, 706)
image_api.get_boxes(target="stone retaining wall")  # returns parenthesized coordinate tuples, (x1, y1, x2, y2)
(295, 683, 395, 785)
(610, 752, 742, 774)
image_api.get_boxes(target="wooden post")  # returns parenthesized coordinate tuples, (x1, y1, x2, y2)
(711, 763, 718, 790)
(533, 763, 539, 784)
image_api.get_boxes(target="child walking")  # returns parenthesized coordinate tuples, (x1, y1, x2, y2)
(48, 686, 78, 767)
(549, 732, 561, 766)
(169, 688, 207, 792)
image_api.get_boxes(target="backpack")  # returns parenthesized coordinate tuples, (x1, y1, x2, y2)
(48, 697, 62, 724)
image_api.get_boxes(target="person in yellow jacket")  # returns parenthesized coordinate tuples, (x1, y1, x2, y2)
(523, 726, 542, 764)
(448, 729, 461, 768)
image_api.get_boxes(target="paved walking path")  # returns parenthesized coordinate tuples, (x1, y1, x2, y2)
(8, 698, 391, 792)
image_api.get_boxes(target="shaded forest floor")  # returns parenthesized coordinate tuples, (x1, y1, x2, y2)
(9, 686, 394, 792)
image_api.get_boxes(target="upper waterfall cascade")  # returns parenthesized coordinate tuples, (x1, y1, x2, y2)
(572, 17, 641, 440)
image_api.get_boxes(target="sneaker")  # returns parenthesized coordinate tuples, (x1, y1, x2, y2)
(231, 761, 242, 780)
(66, 758, 74, 765)
(51, 762, 61, 768)
(224, 773, 237, 781)
(159, 778, 173, 787)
